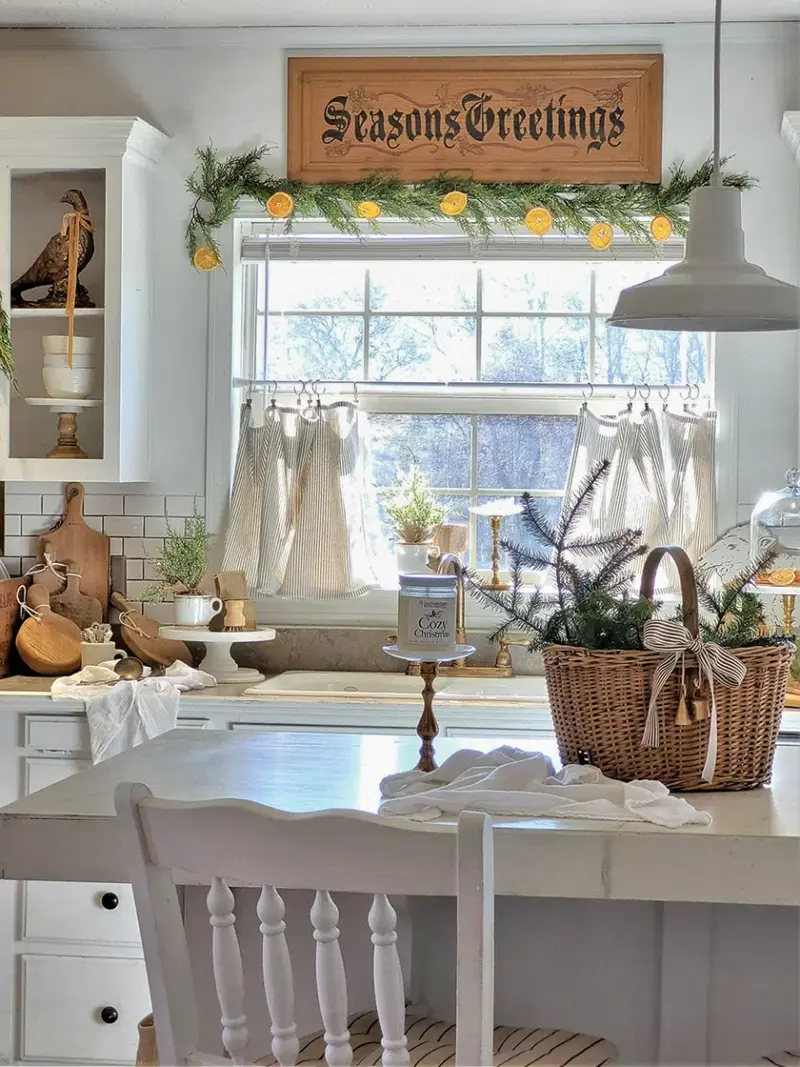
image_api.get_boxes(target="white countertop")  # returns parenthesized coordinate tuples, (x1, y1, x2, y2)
(1, 728, 799, 906)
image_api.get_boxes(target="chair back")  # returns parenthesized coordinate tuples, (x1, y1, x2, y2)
(115, 783, 494, 1067)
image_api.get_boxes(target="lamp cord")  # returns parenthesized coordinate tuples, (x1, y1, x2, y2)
(713, 0, 722, 187)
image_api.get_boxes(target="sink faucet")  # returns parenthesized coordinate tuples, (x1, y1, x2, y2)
(436, 552, 469, 649)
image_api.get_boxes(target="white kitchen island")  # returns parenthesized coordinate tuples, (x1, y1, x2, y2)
(0, 728, 799, 1067)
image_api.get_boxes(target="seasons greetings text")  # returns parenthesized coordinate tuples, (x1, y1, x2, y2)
(322, 91, 626, 154)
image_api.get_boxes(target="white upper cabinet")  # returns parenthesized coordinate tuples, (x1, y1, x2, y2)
(0, 117, 168, 482)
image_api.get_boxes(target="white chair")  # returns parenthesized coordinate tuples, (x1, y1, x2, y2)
(115, 783, 617, 1067)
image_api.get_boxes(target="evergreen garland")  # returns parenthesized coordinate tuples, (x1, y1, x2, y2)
(0, 290, 14, 386)
(185, 144, 756, 264)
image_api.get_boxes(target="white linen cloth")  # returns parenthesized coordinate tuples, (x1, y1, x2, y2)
(380, 746, 711, 828)
(51, 661, 215, 763)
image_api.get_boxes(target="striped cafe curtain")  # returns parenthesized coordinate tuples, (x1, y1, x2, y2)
(222, 400, 385, 598)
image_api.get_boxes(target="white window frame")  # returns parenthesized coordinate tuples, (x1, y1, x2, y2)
(206, 206, 717, 631)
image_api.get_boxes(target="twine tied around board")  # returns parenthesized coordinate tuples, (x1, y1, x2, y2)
(25, 553, 81, 585)
(60, 208, 94, 368)
(119, 609, 151, 640)
(642, 618, 747, 782)
(16, 585, 42, 623)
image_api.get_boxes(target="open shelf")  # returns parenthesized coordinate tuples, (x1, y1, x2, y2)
(11, 308, 105, 319)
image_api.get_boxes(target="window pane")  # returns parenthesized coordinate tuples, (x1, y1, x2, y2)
(265, 262, 365, 313)
(369, 414, 471, 489)
(482, 263, 590, 313)
(481, 317, 589, 382)
(369, 316, 476, 382)
(594, 262, 668, 314)
(266, 315, 363, 379)
(475, 495, 562, 570)
(477, 415, 577, 491)
(596, 322, 708, 384)
(370, 262, 476, 312)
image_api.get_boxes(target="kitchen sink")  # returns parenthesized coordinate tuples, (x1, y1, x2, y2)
(243, 670, 549, 704)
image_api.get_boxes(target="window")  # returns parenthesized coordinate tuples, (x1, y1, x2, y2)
(236, 232, 711, 574)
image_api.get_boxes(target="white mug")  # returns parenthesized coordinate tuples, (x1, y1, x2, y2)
(173, 594, 224, 628)
(81, 643, 125, 669)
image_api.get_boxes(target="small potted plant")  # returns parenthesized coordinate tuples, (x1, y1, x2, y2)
(146, 504, 222, 627)
(384, 464, 445, 574)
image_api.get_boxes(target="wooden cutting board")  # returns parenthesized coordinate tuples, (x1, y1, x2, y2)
(0, 577, 26, 678)
(38, 483, 110, 620)
(16, 586, 82, 676)
(50, 572, 103, 631)
(111, 592, 192, 668)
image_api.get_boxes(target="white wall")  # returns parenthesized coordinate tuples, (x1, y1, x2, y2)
(0, 21, 797, 526)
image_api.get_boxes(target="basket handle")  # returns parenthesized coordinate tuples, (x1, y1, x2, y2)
(639, 545, 699, 637)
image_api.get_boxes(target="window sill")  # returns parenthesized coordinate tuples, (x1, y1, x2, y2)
(255, 587, 511, 632)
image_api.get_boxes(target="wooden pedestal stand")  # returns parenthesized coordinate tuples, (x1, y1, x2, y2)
(24, 398, 102, 459)
(383, 644, 476, 771)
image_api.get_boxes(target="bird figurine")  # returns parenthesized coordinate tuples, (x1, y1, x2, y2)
(11, 189, 95, 308)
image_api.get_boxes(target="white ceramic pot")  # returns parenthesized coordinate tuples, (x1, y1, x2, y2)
(42, 335, 94, 358)
(395, 542, 433, 575)
(44, 352, 94, 368)
(173, 594, 223, 628)
(43, 366, 95, 399)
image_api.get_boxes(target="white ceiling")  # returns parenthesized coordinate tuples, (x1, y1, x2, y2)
(1, 0, 798, 28)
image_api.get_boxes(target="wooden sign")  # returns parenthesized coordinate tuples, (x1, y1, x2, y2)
(287, 55, 663, 184)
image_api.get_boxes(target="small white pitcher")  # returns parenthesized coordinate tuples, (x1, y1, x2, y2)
(173, 594, 223, 628)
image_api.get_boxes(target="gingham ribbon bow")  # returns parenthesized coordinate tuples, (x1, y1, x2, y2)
(642, 619, 747, 782)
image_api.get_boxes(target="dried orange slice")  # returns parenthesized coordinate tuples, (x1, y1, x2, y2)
(588, 222, 613, 251)
(440, 191, 468, 217)
(193, 246, 220, 272)
(650, 215, 673, 242)
(767, 568, 797, 586)
(356, 200, 381, 219)
(266, 192, 295, 218)
(525, 207, 553, 236)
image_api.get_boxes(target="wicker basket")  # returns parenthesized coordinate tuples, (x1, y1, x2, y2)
(543, 545, 794, 791)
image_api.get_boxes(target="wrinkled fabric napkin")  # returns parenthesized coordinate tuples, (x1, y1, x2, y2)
(51, 661, 216, 763)
(379, 746, 712, 828)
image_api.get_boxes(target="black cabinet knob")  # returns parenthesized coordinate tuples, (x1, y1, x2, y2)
(100, 1006, 119, 1025)
(100, 892, 119, 911)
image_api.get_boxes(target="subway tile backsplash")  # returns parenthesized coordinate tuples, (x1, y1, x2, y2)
(2, 484, 204, 620)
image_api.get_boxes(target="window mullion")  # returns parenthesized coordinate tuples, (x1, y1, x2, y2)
(363, 267, 370, 379)
(588, 267, 597, 384)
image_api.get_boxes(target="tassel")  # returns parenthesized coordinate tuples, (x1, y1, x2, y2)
(675, 689, 692, 726)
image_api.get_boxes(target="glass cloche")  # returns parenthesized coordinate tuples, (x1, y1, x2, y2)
(751, 468, 800, 585)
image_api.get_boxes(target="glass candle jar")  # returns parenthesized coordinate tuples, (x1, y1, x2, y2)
(397, 573, 458, 656)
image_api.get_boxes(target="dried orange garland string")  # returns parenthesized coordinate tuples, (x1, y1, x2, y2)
(60, 208, 94, 369)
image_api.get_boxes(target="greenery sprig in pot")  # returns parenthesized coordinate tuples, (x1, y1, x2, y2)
(384, 464, 445, 575)
(468, 461, 794, 791)
(145, 504, 220, 627)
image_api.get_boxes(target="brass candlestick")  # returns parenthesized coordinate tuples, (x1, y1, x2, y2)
(417, 661, 440, 772)
(383, 643, 476, 772)
(469, 501, 524, 591)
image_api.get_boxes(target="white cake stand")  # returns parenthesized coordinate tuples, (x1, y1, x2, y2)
(158, 626, 276, 684)
(383, 644, 476, 771)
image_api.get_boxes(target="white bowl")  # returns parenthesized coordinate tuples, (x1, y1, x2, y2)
(42, 335, 94, 358)
(43, 351, 94, 369)
(43, 366, 95, 400)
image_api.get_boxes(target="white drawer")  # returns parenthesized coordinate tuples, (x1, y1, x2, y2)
(21, 954, 150, 1064)
(25, 756, 89, 796)
(25, 715, 87, 754)
(25, 713, 211, 755)
(23, 881, 141, 946)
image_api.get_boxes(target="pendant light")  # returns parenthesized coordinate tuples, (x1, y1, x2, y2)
(607, 0, 800, 333)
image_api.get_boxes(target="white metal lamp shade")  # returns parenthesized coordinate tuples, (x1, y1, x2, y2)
(608, 186, 800, 332)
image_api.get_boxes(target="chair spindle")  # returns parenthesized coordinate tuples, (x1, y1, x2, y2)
(368, 893, 409, 1067)
(311, 890, 353, 1067)
(258, 885, 300, 1067)
(207, 877, 249, 1065)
